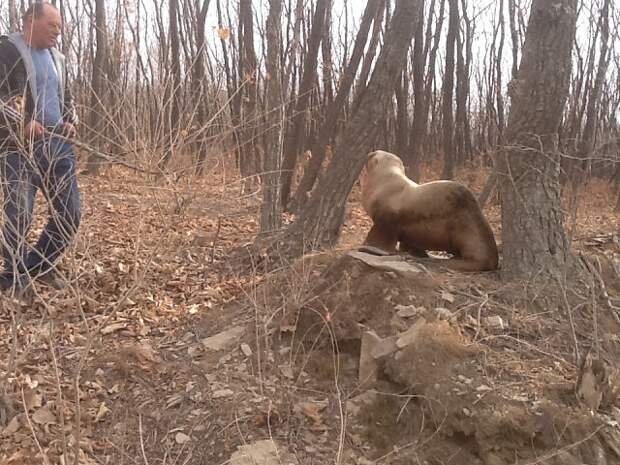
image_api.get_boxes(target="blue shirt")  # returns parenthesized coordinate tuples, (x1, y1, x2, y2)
(29, 48, 63, 126)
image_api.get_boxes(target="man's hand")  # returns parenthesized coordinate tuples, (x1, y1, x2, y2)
(62, 122, 76, 138)
(25, 120, 45, 140)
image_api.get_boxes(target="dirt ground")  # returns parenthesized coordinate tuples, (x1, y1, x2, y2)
(0, 152, 619, 464)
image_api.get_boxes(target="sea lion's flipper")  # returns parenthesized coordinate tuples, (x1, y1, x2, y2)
(398, 236, 430, 258)
(363, 224, 398, 253)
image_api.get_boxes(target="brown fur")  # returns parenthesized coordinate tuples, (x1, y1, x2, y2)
(360, 150, 499, 271)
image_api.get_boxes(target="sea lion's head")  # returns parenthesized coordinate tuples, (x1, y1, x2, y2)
(365, 150, 405, 176)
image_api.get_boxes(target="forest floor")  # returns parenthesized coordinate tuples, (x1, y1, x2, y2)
(0, 151, 619, 465)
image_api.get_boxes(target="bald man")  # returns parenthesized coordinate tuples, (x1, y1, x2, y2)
(0, 2, 80, 296)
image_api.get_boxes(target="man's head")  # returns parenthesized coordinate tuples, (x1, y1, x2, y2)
(23, 2, 62, 49)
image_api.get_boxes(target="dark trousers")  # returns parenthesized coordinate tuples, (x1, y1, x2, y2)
(0, 136, 80, 285)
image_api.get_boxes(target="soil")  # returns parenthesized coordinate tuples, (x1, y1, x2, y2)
(0, 154, 619, 465)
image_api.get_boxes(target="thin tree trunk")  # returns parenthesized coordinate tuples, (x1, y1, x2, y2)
(86, 0, 108, 174)
(405, 0, 427, 180)
(441, 0, 458, 179)
(238, 0, 260, 183)
(260, 0, 284, 234)
(498, 0, 578, 279)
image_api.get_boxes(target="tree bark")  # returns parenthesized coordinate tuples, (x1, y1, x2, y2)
(405, 0, 427, 180)
(441, 0, 458, 179)
(498, 0, 578, 279)
(265, 0, 419, 259)
(86, 0, 109, 174)
(238, 0, 260, 182)
(260, 0, 284, 234)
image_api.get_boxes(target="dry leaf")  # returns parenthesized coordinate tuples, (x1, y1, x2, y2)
(22, 389, 43, 411)
(32, 405, 56, 425)
(1, 415, 21, 436)
(95, 402, 111, 422)
(216, 28, 230, 40)
(101, 322, 128, 335)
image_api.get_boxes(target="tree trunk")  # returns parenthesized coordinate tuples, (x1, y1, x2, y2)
(287, 0, 381, 212)
(8, 0, 19, 32)
(405, 0, 427, 180)
(238, 0, 260, 183)
(265, 0, 419, 259)
(498, 0, 578, 279)
(441, 0, 458, 179)
(159, 0, 182, 169)
(260, 0, 284, 234)
(86, 0, 108, 174)
(279, 0, 328, 209)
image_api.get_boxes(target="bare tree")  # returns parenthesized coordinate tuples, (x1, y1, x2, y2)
(262, 0, 420, 260)
(441, 0, 458, 179)
(85, 0, 108, 174)
(260, 0, 284, 234)
(498, 0, 578, 278)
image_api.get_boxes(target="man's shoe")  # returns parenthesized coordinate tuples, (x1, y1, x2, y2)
(0, 273, 34, 303)
(36, 270, 67, 290)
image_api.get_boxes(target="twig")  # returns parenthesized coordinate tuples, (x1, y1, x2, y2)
(210, 215, 223, 266)
(139, 414, 150, 465)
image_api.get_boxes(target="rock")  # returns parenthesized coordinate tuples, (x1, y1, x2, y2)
(347, 390, 379, 418)
(483, 316, 505, 331)
(240, 343, 253, 357)
(212, 389, 234, 399)
(396, 318, 427, 349)
(175, 432, 191, 444)
(371, 336, 399, 360)
(395, 304, 424, 318)
(359, 332, 382, 388)
(201, 326, 245, 351)
(356, 245, 393, 256)
(435, 307, 453, 320)
(348, 251, 423, 276)
(229, 439, 298, 465)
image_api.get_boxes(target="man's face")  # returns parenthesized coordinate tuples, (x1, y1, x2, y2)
(25, 5, 62, 49)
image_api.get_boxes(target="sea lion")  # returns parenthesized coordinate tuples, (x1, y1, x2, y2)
(360, 150, 499, 271)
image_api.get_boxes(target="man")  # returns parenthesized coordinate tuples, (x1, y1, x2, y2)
(0, 2, 80, 295)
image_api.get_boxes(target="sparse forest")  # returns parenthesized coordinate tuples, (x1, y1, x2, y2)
(0, 0, 620, 463)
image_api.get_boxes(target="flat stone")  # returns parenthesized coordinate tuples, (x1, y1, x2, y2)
(201, 326, 245, 351)
(348, 251, 423, 276)
(229, 439, 298, 465)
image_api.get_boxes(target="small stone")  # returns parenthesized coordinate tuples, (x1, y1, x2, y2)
(175, 432, 191, 444)
(95, 368, 105, 377)
(395, 305, 424, 318)
(240, 343, 253, 357)
(462, 408, 472, 417)
(476, 384, 492, 392)
(212, 389, 234, 399)
(483, 316, 505, 330)
(202, 326, 245, 351)
(435, 307, 453, 320)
